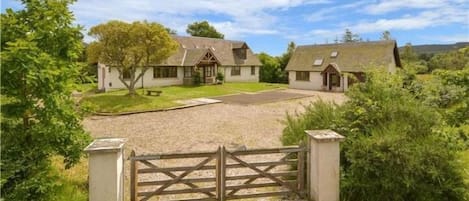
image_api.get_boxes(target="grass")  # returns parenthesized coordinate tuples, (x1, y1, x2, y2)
(81, 82, 287, 113)
(52, 156, 88, 201)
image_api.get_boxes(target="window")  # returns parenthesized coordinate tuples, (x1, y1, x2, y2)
(330, 51, 338, 58)
(122, 69, 131, 79)
(231, 66, 241, 76)
(251, 66, 255, 75)
(205, 66, 212, 77)
(234, 49, 247, 60)
(296, 71, 310, 81)
(313, 59, 323, 66)
(323, 73, 327, 86)
(331, 74, 340, 87)
(184, 67, 192, 78)
(153, 67, 177, 78)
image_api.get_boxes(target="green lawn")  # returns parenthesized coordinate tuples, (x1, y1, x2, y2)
(81, 82, 287, 113)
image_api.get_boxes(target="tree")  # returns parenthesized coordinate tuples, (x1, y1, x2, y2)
(380, 30, 392, 40)
(88, 20, 178, 96)
(258, 52, 282, 83)
(165, 27, 177, 35)
(1, 1, 90, 200)
(342, 29, 361, 43)
(401, 42, 418, 61)
(428, 47, 469, 71)
(186, 21, 224, 39)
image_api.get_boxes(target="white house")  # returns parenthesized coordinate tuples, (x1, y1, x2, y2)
(285, 40, 402, 92)
(97, 36, 262, 91)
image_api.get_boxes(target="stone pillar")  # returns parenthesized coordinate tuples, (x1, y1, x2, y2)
(305, 130, 345, 201)
(84, 138, 127, 201)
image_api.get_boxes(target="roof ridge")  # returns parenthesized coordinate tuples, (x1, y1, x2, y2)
(172, 35, 245, 43)
(297, 40, 396, 48)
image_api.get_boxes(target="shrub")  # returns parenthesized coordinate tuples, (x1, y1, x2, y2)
(281, 70, 468, 200)
(192, 71, 202, 85)
(216, 72, 224, 82)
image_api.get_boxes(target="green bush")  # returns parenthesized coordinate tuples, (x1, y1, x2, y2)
(216, 72, 224, 82)
(192, 70, 202, 85)
(282, 70, 468, 200)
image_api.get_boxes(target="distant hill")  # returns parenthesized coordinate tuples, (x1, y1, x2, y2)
(399, 42, 469, 55)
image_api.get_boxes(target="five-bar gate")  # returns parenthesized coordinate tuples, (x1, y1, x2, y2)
(130, 145, 307, 201)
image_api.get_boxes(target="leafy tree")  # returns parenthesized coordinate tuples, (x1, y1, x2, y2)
(88, 20, 178, 96)
(186, 21, 224, 39)
(165, 27, 177, 35)
(342, 29, 361, 43)
(428, 47, 469, 71)
(380, 30, 392, 40)
(258, 52, 282, 83)
(400, 42, 418, 62)
(1, 0, 91, 200)
(282, 70, 468, 200)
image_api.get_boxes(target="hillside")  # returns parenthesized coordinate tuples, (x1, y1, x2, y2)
(399, 42, 469, 55)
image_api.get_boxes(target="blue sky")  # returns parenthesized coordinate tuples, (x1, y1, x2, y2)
(2, 0, 469, 56)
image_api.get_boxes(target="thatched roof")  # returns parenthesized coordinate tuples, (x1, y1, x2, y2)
(160, 36, 261, 66)
(285, 40, 401, 72)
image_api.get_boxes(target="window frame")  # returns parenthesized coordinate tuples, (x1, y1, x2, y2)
(231, 66, 241, 76)
(330, 73, 341, 87)
(184, 67, 192, 78)
(122, 69, 131, 80)
(296, 71, 310, 81)
(251, 66, 255, 75)
(153, 67, 177, 78)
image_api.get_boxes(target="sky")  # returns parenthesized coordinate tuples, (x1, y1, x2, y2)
(2, 0, 469, 56)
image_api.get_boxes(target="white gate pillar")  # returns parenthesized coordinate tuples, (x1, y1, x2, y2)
(306, 130, 344, 201)
(84, 138, 127, 201)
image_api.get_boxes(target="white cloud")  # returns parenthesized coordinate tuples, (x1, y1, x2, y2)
(71, 0, 327, 40)
(364, 0, 450, 14)
(351, 5, 468, 33)
(305, 1, 368, 22)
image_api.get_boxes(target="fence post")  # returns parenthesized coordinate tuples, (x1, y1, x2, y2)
(84, 138, 127, 201)
(305, 130, 344, 201)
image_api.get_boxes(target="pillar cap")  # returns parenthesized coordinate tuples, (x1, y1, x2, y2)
(305, 130, 345, 142)
(84, 138, 127, 153)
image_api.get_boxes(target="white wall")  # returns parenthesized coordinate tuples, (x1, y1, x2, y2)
(222, 66, 259, 82)
(103, 66, 183, 91)
(288, 71, 324, 90)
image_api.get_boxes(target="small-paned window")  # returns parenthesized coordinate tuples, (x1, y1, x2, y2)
(331, 74, 340, 87)
(122, 69, 131, 79)
(231, 66, 241, 76)
(153, 67, 177, 78)
(251, 66, 255, 75)
(296, 71, 310, 81)
(184, 67, 192, 78)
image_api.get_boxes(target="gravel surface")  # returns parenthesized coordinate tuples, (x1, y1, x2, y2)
(83, 89, 345, 154)
(83, 89, 346, 201)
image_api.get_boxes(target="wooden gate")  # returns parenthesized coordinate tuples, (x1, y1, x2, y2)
(130, 145, 307, 201)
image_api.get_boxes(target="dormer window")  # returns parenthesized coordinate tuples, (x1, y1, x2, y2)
(330, 51, 338, 58)
(234, 48, 247, 60)
(313, 58, 323, 66)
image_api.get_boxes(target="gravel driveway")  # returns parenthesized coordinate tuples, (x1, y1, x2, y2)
(83, 89, 345, 154)
(83, 89, 345, 200)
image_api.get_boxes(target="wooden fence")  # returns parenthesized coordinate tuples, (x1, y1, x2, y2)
(129, 145, 307, 201)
